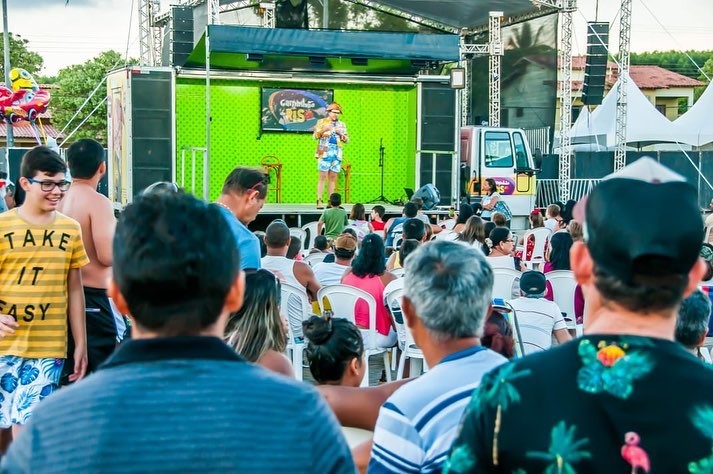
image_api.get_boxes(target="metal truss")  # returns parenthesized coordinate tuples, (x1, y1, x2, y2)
(614, 0, 632, 171)
(260, 2, 275, 28)
(139, 0, 153, 65)
(488, 12, 503, 127)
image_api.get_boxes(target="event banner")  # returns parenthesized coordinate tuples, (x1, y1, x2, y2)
(261, 88, 334, 132)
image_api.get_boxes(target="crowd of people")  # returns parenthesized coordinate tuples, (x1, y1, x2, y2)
(0, 145, 711, 473)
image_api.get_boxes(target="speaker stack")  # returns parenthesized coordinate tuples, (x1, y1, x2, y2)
(582, 22, 610, 106)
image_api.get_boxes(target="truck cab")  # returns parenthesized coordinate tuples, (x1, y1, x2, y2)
(460, 126, 538, 227)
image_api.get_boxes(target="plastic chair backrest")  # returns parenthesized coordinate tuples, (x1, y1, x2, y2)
(440, 218, 457, 230)
(317, 284, 377, 349)
(289, 227, 307, 246)
(390, 223, 404, 250)
(523, 227, 551, 263)
(545, 270, 577, 327)
(492, 268, 521, 300)
(280, 282, 312, 341)
(705, 225, 712, 244)
(303, 253, 327, 267)
(435, 230, 460, 241)
(301, 221, 320, 250)
(384, 279, 406, 349)
(390, 267, 406, 278)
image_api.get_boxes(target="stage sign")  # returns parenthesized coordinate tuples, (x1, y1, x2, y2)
(261, 88, 333, 132)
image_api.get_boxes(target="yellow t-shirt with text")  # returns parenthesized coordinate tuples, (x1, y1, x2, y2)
(0, 209, 89, 358)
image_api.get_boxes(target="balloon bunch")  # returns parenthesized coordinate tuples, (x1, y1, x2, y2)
(0, 68, 51, 144)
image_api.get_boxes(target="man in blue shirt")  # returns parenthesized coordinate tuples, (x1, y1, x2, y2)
(215, 167, 267, 269)
(363, 241, 507, 473)
(2, 191, 354, 473)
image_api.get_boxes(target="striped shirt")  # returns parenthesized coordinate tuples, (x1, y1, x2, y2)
(509, 297, 567, 355)
(368, 346, 507, 473)
(0, 209, 88, 358)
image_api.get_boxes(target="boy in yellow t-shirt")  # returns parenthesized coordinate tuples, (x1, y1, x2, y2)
(0, 147, 88, 434)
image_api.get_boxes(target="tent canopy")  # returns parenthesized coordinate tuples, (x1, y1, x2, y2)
(672, 82, 713, 147)
(363, 0, 546, 30)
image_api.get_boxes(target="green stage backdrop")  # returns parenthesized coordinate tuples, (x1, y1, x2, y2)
(175, 78, 417, 203)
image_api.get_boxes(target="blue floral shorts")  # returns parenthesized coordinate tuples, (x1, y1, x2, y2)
(0, 356, 64, 427)
(318, 147, 342, 173)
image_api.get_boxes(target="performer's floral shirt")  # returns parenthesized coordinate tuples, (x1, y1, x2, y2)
(444, 335, 713, 473)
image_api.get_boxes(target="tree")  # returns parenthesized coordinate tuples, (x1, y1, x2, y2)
(52, 51, 135, 145)
(629, 50, 713, 79)
(0, 33, 44, 80)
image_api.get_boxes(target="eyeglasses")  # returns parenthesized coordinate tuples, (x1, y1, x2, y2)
(28, 178, 71, 192)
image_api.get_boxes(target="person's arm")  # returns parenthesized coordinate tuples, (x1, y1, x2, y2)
(484, 194, 499, 210)
(338, 122, 349, 144)
(90, 196, 116, 266)
(307, 390, 356, 474)
(67, 268, 87, 382)
(384, 217, 395, 235)
(385, 253, 396, 271)
(353, 439, 372, 474)
(317, 378, 414, 430)
(554, 328, 573, 344)
(317, 217, 324, 236)
(295, 262, 321, 300)
(1, 417, 35, 472)
(0, 313, 19, 338)
(258, 350, 294, 378)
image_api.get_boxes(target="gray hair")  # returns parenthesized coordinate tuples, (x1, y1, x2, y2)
(403, 240, 493, 340)
(675, 289, 711, 350)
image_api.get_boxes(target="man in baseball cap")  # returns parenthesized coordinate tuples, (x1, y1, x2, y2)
(446, 157, 712, 473)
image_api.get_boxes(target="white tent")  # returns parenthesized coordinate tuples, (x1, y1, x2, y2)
(567, 73, 692, 147)
(672, 81, 713, 146)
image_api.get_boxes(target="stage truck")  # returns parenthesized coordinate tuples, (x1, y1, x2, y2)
(460, 125, 539, 229)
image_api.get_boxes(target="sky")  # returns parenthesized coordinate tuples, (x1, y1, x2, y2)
(4, 0, 713, 76)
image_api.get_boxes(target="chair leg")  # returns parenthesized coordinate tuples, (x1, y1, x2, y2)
(292, 345, 304, 381)
(390, 348, 397, 371)
(383, 352, 392, 382)
(396, 351, 407, 380)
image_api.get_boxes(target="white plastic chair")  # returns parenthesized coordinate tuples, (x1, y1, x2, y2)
(440, 218, 457, 230)
(280, 282, 313, 381)
(301, 221, 321, 251)
(317, 284, 392, 387)
(289, 227, 307, 246)
(303, 253, 327, 267)
(390, 223, 404, 250)
(390, 267, 406, 278)
(492, 268, 521, 300)
(521, 227, 551, 271)
(434, 230, 460, 241)
(545, 270, 581, 336)
(383, 279, 427, 379)
(704, 225, 712, 243)
(701, 347, 713, 363)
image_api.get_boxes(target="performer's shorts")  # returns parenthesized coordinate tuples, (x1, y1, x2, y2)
(318, 148, 342, 173)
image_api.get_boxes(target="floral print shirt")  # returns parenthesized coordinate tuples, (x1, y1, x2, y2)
(444, 335, 713, 473)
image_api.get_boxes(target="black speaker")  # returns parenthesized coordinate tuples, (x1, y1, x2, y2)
(582, 22, 609, 106)
(276, 0, 308, 29)
(412, 184, 441, 211)
(171, 6, 194, 67)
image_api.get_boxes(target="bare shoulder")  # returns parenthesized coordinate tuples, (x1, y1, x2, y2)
(258, 350, 294, 378)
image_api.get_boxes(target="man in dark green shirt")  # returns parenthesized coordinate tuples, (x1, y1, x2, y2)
(445, 157, 713, 474)
(318, 192, 348, 239)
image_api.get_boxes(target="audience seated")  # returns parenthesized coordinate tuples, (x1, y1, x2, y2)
(386, 218, 425, 270)
(452, 204, 474, 234)
(286, 236, 302, 260)
(342, 234, 397, 348)
(543, 231, 585, 324)
(313, 234, 356, 286)
(481, 311, 515, 359)
(347, 203, 370, 243)
(508, 271, 572, 354)
(369, 205, 386, 236)
(544, 203, 562, 232)
(567, 218, 584, 242)
(458, 215, 487, 253)
(318, 193, 349, 240)
(398, 239, 421, 269)
(225, 268, 293, 377)
(384, 201, 418, 248)
(309, 235, 330, 255)
(675, 289, 711, 361)
(491, 212, 508, 228)
(485, 227, 522, 271)
(364, 241, 507, 473)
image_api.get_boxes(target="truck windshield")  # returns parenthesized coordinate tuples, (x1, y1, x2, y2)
(513, 132, 529, 169)
(484, 131, 513, 168)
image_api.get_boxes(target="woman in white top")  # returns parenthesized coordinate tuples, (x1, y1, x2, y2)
(486, 227, 522, 271)
(480, 178, 500, 221)
(347, 203, 371, 243)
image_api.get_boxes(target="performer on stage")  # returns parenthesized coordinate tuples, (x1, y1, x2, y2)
(314, 102, 349, 209)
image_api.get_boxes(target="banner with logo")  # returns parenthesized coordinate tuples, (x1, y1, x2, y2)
(261, 88, 334, 132)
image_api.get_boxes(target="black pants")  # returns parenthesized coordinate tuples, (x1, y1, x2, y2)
(60, 287, 119, 385)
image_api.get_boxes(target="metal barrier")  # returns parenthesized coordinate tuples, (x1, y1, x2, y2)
(536, 179, 601, 207)
(523, 127, 551, 154)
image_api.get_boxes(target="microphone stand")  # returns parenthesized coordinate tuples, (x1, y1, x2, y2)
(368, 138, 398, 205)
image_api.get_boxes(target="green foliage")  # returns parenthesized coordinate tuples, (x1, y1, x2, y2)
(0, 33, 44, 80)
(527, 421, 591, 474)
(52, 51, 135, 146)
(629, 50, 713, 79)
(307, 0, 436, 32)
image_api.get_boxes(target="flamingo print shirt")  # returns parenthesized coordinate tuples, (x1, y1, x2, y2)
(443, 335, 713, 473)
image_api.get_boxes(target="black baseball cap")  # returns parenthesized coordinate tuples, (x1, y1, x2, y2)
(574, 157, 702, 283)
(520, 271, 546, 295)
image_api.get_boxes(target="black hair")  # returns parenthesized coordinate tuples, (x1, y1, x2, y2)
(548, 232, 573, 270)
(329, 193, 342, 207)
(351, 233, 386, 277)
(265, 221, 290, 248)
(66, 138, 104, 179)
(410, 197, 424, 210)
(403, 201, 418, 218)
(287, 237, 302, 259)
(398, 239, 420, 267)
(456, 204, 475, 225)
(402, 218, 425, 240)
(222, 167, 268, 199)
(372, 205, 385, 219)
(113, 192, 239, 335)
(254, 231, 267, 258)
(594, 256, 688, 313)
(484, 178, 497, 196)
(675, 289, 711, 349)
(314, 235, 328, 251)
(21, 146, 66, 179)
(303, 315, 364, 384)
(484, 221, 496, 237)
(481, 311, 514, 359)
(488, 227, 512, 248)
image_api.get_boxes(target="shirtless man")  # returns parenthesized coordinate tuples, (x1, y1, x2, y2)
(57, 139, 118, 379)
